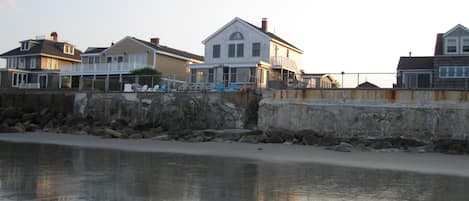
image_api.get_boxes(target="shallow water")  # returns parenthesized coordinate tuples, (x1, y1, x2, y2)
(0, 141, 468, 201)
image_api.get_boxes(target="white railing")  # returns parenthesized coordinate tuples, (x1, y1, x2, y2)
(18, 83, 40, 89)
(270, 56, 299, 73)
(60, 63, 148, 75)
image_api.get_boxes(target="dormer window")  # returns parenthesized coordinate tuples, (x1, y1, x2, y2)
(229, 32, 244, 40)
(462, 38, 469, 53)
(20, 41, 30, 51)
(64, 44, 74, 55)
(446, 38, 458, 53)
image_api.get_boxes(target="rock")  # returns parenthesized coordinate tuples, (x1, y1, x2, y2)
(21, 113, 37, 123)
(302, 135, 320, 145)
(168, 129, 192, 139)
(369, 140, 393, 149)
(13, 123, 26, 133)
(103, 128, 124, 138)
(89, 127, 105, 136)
(142, 131, 159, 139)
(265, 133, 283, 143)
(239, 130, 263, 136)
(255, 134, 268, 143)
(40, 108, 50, 116)
(185, 135, 205, 143)
(239, 135, 258, 144)
(152, 134, 171, 141)
(0, 125, 17, 133)
(216, 132, 241, 141)
(334, 142, 353, 152)
(318, 135, 338, 146)
(150, 127, 164, 133)
(24, 123, 39, 132)
(129, 133, 144, 139)
(4, 118, 18, 127)
(2, 107, 19, 119)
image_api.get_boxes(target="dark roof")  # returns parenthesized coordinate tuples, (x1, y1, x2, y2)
(434, 33, 444, 56)
(357, 81, 379, 88)
(0, 39, 82, 61)
(397, 57, 434, 70)
(239, 19, 302, 52)
(83, 47, 107, 54)
(303, 73, 327, 77)
(132, 38, 204, 61)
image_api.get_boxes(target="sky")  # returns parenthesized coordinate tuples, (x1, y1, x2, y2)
(1, 0, 469, 86)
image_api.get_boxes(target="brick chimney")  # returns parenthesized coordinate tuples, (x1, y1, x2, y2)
(151, 37, 160, 45)
(50, 32, 58, 41)
(261, 18, 268, 32)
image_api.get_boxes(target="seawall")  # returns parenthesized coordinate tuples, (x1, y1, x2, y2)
(258, 89, 469, 141)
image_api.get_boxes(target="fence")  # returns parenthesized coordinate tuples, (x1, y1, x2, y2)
(325, 72, 397, 88)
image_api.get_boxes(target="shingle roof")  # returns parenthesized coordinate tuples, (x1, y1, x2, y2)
(357, 81, 379, 88)
(239, 19, 302, 52)
(83, 47, 107, 54)
(0, 40, 82, 61)
(132, 38, 204, 61)
(434, 33, 444, 56)
(397, 57, 434, 70)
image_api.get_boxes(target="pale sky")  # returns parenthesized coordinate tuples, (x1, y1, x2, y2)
(1, 0, 468, 84)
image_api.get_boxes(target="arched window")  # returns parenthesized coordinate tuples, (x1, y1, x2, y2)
(229, 32, 244, 40)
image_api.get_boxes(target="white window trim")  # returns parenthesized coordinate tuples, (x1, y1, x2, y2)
(439, 66, 469, 78)
(38, 74, 48, 88)
(461, 36, 469, 54)
(20, 41, 30, 51)
(445, 37, 459, 54)
(30, 57, 36, 69)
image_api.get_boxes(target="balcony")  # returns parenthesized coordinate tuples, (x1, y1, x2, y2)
(60, 63, 148, 76)
(269, 56, 299, 73)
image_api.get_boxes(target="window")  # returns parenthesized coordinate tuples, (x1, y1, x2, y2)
(236, 44, 244, 57)
(128, 54, 146, 68)
(230, 68, 237, 82)
(191, 70, 197, 83)
(404, 72, 431, 88)
(64, 44, 75, 55)
(197, 71, 205, 82)
(440, 67, 447, 77)
(229, 32, 244, 40)
(448, 67, 455, 77)
(47, 58, 58, 70)
(250, 68, 257, 82)
(252, 43, 260, 57)
(20, 41, 30, 51)
(446, 38, 457, 53)
(208, 69, 214, 82)
(287, 49, 290, 58)
(465, 67, 469, 77)
(456, 67, 464, 77)
(213, 44, 220, 58)
(30, 57, 36, 69)
(228, 44, 236, 57)
(463, 38, 469, 53)
(18, 58, 25, 69)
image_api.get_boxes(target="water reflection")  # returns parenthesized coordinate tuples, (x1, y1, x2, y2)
(0, 141, 468, 201)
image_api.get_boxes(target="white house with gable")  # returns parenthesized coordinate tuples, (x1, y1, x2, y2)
(189, 17, 303, 89)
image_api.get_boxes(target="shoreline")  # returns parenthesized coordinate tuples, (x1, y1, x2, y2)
(1, 132, 469, 178)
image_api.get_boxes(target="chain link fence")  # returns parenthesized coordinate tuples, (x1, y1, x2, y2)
(325, 72, 397, 88)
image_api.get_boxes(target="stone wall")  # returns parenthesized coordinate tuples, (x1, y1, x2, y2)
(0, 89, 75, 114)
(74, 91, 259, 130)
(259, 89, 469, 141)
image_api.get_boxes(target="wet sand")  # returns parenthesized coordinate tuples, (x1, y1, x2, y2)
(1, 132, 469, 178)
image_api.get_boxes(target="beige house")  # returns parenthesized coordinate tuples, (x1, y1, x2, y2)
(301, 73, 335, 88)
(61, 36, 204, 89)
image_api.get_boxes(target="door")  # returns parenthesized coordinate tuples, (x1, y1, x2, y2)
(223, 67, 229, 87)
(38, 74, 47, 88)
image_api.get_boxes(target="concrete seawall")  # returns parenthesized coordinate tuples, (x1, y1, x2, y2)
(74, 91, 259, 130)
(258, 89, 469, 141)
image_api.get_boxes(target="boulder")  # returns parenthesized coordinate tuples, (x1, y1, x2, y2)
(2, 107, 20, 119)
(334, 142, 353, 152)
(302, 135, 320, 145)
(13, 123, 26, 133)
(369, 140, 393, 149)
(152, 134, 171, 141)
(318, 135, 339, 146)
(239, 135, 258, 144)
(21, 113, 37, 123)
(129, 133, 144, 139)
(102, 128, 124, 138)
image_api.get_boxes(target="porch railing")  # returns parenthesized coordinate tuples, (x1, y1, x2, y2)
(60, 63, 148, 75)
(270, 56, 299, 72)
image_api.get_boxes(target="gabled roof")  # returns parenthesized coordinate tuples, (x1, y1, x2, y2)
(203, 17, 303, 53)
(434, 33, 444, 56)
(357, 81, 379, 88)
(443, 24, 469, 37)
(82, 47, 107, 55)
(397, 57, 434, 70)
(0, 39, 82, 61)
(132, 37, 204, 62)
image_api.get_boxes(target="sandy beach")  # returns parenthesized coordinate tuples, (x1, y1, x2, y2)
(0, 132, 469, 178)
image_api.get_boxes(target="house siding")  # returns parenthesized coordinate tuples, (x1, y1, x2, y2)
(102, 38, 154, 65)
(433, 56, 469, 88)
(204, 21, 270, 64)
(155, 53, 190, 82)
